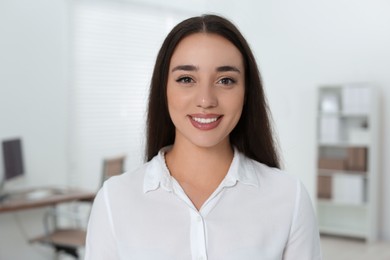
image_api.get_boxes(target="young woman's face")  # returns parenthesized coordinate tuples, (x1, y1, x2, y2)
(167, 33, 245, 149)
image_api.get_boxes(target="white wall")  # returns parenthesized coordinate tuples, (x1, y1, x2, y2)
(0, 0, 70, 188)
(1, 0, 390, 258)
(202, 0, 390, 240)
(0, 0, 70, 259)
(138, 0, 390, 240)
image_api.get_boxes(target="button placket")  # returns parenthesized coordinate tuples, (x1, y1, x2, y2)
(190, 210, 208, 260)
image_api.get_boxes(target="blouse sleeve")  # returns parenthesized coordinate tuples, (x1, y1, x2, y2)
(84, 185, 119, 260)
(283, 180, 322, 260)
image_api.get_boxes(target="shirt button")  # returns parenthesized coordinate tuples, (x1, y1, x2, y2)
(197, 216, 202, 222)
(198, 256, 205, 260)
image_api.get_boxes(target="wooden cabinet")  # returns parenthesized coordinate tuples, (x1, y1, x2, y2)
(316, 84, 380, 241)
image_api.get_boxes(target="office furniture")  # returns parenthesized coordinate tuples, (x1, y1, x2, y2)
(0, 187, 95, 259)
(30, 201, 92, 258)
(0, 187, 94, 214)
(101, 155, 126, 185)
(0, 138, 25, 201)
(27, 155, 125, 258)
(316, 84, 380, 241)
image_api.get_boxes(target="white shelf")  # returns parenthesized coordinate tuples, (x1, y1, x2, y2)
(319, 226, 367, 238)
(317, 198, 369, 238)
(316, 84, 379, 242)
(318, 141, 370, 148)
(318, 169, 368, 178)
(318, 199, 368, 209)
(317, 112, 369, 118)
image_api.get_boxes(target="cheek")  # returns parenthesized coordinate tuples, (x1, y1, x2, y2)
(167, 86, 192, 110)
(166, 85, 178, 110)
(167, 88, 188, 120)
(231, 98, 245, 127)
(228, 90, 245, 116)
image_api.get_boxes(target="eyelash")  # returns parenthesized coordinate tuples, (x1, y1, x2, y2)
(176, 76, 194, 84)
(218, 77, 236, 85)
(176, 76, 236, 86)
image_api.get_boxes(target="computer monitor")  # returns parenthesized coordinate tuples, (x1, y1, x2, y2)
(0, 138, 25, 201)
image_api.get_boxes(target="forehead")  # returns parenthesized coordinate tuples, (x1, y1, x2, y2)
(169, 33, 244, 69)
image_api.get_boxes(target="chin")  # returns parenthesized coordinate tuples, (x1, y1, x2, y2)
(189, 136, 230, 150)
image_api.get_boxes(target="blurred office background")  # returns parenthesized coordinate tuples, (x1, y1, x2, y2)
(0, 0, 389, 259)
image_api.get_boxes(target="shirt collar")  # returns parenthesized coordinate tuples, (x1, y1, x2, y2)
(143, 146, 173, 193)
(143, 146, 259, 193)
(223, 147, 260, 188)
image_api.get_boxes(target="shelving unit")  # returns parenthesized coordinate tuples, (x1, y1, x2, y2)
(316, 84, 380, 242)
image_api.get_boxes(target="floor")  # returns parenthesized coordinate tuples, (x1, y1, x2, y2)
(321, 235, 390, 260)
(2, 215, 390, 260)
(46, 236, 390, 260)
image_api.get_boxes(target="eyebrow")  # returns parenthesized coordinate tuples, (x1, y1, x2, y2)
(171, 65, 241, 73)
(216, 66, 241, 73)
(171, 65, 198, 72)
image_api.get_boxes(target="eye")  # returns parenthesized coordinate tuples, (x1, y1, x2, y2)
(218, 77, 236, 85)
(176, 76, 194, 84)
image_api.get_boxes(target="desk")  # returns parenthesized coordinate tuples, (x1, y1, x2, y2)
(0, 187, 95, 213)
(0, 187, 95, 259)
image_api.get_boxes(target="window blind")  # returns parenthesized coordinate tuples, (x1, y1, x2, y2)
(70, 1, 188, 189)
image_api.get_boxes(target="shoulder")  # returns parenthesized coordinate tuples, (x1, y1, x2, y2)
(101, 151, 166, 195)
(235, 153, 311, 209)
(244, 156, 316, 216)
(101, 162, 150, 195)
(240, 154, 299, 189)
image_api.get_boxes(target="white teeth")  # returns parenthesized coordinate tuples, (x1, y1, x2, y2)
(192, 117, 218, 124)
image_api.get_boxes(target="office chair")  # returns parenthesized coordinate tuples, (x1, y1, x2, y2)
(101, 155, 126, 185)
(29, 206, 89, 259)
(30, 155, 126, 259)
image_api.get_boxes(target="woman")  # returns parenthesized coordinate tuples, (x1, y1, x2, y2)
(85, 14, 321, 260)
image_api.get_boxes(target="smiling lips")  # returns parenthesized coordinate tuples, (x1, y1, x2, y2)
(188, 114, 223, 130)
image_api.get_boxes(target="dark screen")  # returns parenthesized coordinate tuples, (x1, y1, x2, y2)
(2, 139, 24, 180)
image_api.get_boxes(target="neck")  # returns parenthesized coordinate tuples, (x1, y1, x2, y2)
(165, 140, 234, 184)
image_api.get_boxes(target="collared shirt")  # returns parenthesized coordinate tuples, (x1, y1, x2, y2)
(85, 147, 322, 260)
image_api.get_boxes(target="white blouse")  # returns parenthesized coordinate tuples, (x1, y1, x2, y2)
(85, 147, 322, 260)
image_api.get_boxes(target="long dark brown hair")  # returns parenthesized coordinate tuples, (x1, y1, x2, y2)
(146, 14, 280, 169)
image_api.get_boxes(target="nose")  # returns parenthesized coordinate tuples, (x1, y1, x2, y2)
(196, 84, 218, 109)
